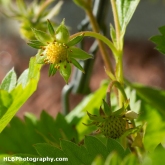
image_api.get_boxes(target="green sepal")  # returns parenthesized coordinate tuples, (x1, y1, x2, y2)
(83, 121, 97, 126)
(113, 105, 125, 116)
(47, 19, 55, 37)
(32, 28, 53, 44)
(59, 61, 71, 84)
(99, 107, 105, 117)
(102, 99, 111, 116)
(35, 50, 46, 64)
(87, 111, 105, 122)
(49, 64, 57, 76)
(27, 40, 46, 49)
(70, 58, 84, 73)
(121, 125, 142, 139)
(67, 33, 84, 46)
(68, 47, 93, 60)
(55, 19, 70, 43)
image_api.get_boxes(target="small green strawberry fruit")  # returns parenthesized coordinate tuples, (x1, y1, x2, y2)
(99, 116, 126, 139)
(84, 100, 139, 139)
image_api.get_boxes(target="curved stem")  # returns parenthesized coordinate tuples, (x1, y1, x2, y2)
(106, 80, 127, 109)
(70, 31, 118, 58)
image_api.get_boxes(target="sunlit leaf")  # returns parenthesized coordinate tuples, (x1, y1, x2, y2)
(0, 68, 17, 92)
(150, 25, 165, 54)
(116, 0, 140, 33)
(0, 57, 41, 133)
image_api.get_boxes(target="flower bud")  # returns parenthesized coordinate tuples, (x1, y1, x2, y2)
(55, 19, 70, 43)
(125, 111, 138, 119)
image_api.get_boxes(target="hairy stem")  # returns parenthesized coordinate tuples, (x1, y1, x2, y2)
(110, 0, 121, 49)
(85, 9, 114, 73)
(110, 0, 124, 108)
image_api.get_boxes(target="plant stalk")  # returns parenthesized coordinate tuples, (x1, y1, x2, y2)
(85, 9, 114, 74)
(110, 0, 124, 108)
(110, 0, 121, 49)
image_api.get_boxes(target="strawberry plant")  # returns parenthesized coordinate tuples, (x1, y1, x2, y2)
(0, 0, 165, 165)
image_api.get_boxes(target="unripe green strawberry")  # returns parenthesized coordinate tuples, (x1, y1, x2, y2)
(99, 116, 126, 139)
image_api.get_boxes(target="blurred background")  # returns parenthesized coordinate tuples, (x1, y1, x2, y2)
(1, 0, 165, 117)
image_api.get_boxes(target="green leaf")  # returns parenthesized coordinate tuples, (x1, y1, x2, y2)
(48, 64, 57, 76)
(70, 58, 84, 73)
(32, 28, 53, 44)
(0, 68, 17, 92)
(59, 62, 71, 84)
(61, 140, 90, 165)
(150, 25, 165, 54)
(105, 152, 122, 165)
(34, 143, 69, 165)
(106, 138, 130, 158)
(85, 136, 109, 160)
(159, 26, 165, 35)
(149, 144, 165, 165)
(91, 156, 104, 165)
(17, 69, 29, 87)
(0, 111, 78, 155)
(122, 154, 139, 165)
(131, 84, 165, 117)
(47, 20, 55, 37)
(68, 47, 93, 60)
(67, 34, 84, 47)
(142, 103, 165, 152)
(0, 90, 13, 119)
(127, 83, 165, 151)
(0, 57, 41, 133)
(116, 0, 140, 33)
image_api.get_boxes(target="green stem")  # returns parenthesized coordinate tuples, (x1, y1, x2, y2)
(116, 51, 124, 107)
(70, 31, 118, 58)
(110, 0, 124, 107)
(110, 0, 121, 49)
(85, 9, 114, 73)
(106, 80, 127, 109)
